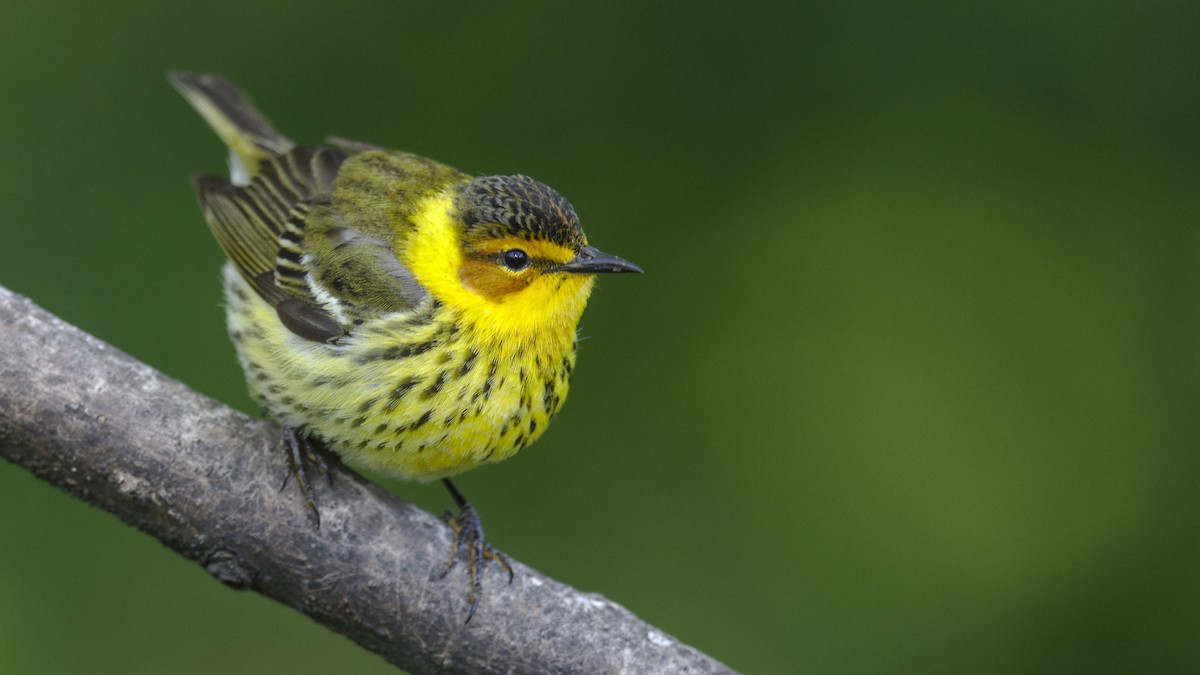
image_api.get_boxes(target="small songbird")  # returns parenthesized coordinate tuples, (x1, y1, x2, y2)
(170, 72, 641, 621)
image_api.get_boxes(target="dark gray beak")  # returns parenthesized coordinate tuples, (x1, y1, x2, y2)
(556, 245, 643, 274)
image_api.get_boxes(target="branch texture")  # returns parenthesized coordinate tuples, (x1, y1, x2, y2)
(0, 285, 732, 674)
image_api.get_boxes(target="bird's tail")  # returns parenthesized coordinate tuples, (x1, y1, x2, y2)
(169, 71, 295, 185)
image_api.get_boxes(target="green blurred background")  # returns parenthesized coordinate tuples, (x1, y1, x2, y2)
(1, 2, 1197, 673)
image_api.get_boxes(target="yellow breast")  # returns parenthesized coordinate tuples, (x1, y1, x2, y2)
(223, 262, 579, 481)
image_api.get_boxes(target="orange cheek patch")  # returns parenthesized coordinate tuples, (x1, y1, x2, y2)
(458, 258, 532, 301)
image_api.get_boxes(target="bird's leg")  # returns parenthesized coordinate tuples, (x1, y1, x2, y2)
(437, 478, 514, 624)
(281, 426, 332, 528)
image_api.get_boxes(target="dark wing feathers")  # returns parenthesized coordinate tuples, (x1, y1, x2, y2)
(178, 72, 432, 343)
(193, 146, 347, 308)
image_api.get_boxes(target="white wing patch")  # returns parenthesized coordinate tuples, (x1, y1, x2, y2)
(228, 149, 251, 187)
(302, 254, 351, 326)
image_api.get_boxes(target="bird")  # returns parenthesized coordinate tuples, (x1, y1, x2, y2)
(169, 71, 641, 621)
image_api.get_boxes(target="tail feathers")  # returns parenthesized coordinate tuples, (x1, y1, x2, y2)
(169, 71, 295, 184)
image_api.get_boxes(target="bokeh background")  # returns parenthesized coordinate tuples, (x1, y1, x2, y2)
(1, 2, 1197, 673)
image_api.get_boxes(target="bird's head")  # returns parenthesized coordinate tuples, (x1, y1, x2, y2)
(405, 174, 641, 341)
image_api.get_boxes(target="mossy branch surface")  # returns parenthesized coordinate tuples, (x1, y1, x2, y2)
(0, 285, 733, 675)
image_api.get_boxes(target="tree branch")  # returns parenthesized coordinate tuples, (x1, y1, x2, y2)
(0, 285, 733, 674)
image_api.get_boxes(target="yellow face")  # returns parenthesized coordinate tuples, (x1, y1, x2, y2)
(458, 236, 579, 299)
(405, 195, 596, 344)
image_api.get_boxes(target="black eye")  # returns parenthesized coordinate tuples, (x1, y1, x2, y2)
(501, 248, 531, 271)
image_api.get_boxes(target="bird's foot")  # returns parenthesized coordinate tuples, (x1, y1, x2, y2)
(281, 426, 333, 528)
(437, 479, 514, 624)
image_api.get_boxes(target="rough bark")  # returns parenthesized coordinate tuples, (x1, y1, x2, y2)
(0, 285, 733, 674)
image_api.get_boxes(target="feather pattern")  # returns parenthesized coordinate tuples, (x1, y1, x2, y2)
(191, 145, 346, 310)
(173, 70, 433, 341)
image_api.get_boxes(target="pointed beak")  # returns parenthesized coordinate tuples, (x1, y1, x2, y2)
(556, 245, 644, 274)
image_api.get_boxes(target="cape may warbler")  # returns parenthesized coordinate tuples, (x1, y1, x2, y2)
(170, 72, 641, 620)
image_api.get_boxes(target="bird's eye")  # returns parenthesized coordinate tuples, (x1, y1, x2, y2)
(501, 248, 531, 271)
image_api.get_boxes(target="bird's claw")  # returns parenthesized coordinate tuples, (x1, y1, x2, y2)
(281, 426, 332, 528)
(438, 502, 513, 624)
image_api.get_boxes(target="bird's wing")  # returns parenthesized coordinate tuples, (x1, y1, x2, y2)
(194, 146, 348, 341)
(176, 71, 430, 341)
